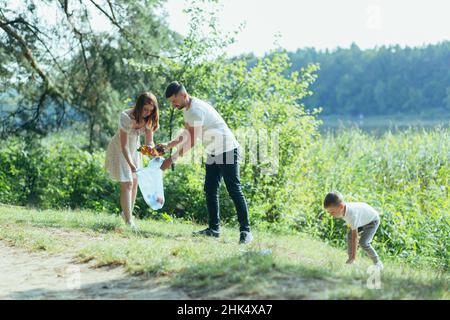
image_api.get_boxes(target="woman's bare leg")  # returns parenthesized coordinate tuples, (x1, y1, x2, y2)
(120, 181, 133, 223)
(131, 177, 138, 211)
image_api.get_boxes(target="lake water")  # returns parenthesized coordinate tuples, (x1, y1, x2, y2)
(318, 115, 450, 134)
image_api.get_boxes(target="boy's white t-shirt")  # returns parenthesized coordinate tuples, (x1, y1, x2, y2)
(183, 97, 240, 155)
(342, 202, 380, 230)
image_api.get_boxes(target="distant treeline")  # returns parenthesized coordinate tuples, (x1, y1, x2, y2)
(243, 42, 450, 116)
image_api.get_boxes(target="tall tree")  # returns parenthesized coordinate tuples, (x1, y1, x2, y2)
(0, 0, 180, 148)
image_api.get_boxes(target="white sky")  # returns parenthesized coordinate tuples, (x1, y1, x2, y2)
(163, 0, 450, 56)
(7, 0, 450, 57)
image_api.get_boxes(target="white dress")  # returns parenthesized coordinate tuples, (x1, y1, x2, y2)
(104, 110, 149, 182)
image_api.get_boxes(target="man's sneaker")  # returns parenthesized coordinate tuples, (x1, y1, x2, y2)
(192, 228, 220, 238)
(239, 231, 253, 244)
(374, 261, 384, 270)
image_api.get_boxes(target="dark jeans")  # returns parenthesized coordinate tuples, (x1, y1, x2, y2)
(204, 148, 250, 232)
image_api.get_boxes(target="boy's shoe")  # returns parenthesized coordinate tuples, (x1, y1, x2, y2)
(239, 231, 253, 244)
(374, 261, 384, 270)
(193, 228, 220, 238)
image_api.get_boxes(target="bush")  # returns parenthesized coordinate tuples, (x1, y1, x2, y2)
(0, 136, 119, 213)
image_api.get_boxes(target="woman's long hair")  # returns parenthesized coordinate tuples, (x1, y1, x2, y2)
(132, 92, 159, 131)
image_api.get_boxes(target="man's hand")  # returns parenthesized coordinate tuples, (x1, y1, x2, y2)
(160, 156, 173, 171)
(156, 142, 169, 150)
(346, 258, 355, 265)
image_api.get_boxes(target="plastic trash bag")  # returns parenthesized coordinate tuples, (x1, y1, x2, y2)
(136, 157, 165, 210)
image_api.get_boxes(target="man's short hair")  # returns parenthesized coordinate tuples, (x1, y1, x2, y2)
(323, 191, 344, 208)
(165, 81, 185, 98)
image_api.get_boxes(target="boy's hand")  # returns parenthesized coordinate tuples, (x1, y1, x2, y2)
(346, 258, 355, 264)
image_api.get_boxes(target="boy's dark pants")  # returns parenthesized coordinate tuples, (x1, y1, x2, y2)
(204, 148, 250, 232)
(347, 218, 381, 263)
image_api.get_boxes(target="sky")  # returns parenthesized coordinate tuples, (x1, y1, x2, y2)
(162, 0, 450, 56)
(8, 0, 450, 57)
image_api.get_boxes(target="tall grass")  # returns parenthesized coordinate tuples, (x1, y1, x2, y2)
(296, 127, 449, 270)
(0, 127, 448, 270)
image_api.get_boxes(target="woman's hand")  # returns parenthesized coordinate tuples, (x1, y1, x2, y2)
(129, 163, 137, 173)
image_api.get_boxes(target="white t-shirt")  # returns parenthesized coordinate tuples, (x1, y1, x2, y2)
(183, 97, 240, 155)
(342, 202, 380, 230)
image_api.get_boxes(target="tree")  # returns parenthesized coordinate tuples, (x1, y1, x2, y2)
(0, 0, 180, 148)
(284, 42, 450, 117)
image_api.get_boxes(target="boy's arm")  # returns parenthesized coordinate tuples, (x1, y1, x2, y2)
(347, 229, 358, 264)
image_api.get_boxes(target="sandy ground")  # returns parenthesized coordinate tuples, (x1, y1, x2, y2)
(0, 240, 189, 300)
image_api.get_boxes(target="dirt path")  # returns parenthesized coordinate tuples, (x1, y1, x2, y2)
(0, 240, 190, 300)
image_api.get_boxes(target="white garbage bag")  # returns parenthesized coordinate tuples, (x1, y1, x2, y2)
(136, 157, 165, 210)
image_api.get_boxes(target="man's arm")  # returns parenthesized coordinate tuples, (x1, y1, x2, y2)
(160, 124, 202, 171)
(157, 123, 192, 150)
(164, 134, 184, 149)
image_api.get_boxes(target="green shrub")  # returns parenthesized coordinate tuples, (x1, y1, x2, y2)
(0, 136, 119, 212)
(1, 127, 448, 270)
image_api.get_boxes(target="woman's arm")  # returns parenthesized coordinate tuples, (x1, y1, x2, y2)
(145, 128, 154, 146)
(120, 129, 136, 171)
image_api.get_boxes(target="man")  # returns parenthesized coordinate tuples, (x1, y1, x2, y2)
(158, 81, 253, 244)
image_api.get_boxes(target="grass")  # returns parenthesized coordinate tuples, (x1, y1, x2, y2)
(0, 204, 448, 299)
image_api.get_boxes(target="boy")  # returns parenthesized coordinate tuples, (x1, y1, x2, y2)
(323, 191, 384, 269)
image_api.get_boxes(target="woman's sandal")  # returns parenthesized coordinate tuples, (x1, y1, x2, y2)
(121, 211, 139, 232)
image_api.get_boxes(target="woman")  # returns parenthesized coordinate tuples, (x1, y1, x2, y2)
(105, 92, 159, 230)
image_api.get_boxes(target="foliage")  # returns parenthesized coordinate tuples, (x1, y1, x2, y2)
(242, 42, 450, 116)
(0, 0, 180, 149)
(1, 0, 448, 273)
(1, 127, 448, 270)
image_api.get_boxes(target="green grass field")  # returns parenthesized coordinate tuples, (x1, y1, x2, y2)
(0, 205, 448, 299)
